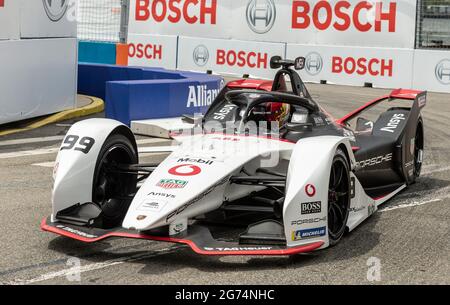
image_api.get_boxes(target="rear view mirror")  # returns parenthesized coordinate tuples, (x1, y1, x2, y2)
(270, 56, 282, 69)
(294, 57, 305, 70)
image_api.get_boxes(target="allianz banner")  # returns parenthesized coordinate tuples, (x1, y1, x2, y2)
(129, 0, 417, 49)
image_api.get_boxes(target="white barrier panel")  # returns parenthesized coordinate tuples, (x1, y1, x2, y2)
(287, 44, 414, 88)
(231, 0, 416, 48)
(413, 50, 450, 93)
(129, 0, 232, 39)
(0, 0, 19, 40)
(129, 0, 416, 49)
(177, 36, 286, 79)
(0, 38, 77, 125)
(20, 0, 76, 38)
(127, 34, 178, 69)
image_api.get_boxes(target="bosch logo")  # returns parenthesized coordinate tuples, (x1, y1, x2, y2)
(168, 164, 201, 176)
(305, 184, 316, 197)
(435, 59, 450, 85)
(42, 0, 68, 22)
(305, 52, 323, 76)
(193, 45, 209, 67)
(246, 0, 276, 34)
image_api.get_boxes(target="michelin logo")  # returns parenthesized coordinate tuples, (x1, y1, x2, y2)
(186, 85, 221, 108)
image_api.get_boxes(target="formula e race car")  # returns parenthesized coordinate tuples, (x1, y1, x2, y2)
(41, 57, 426, 255)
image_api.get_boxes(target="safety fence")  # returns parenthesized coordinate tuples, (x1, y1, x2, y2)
(416, 0, 450, 49)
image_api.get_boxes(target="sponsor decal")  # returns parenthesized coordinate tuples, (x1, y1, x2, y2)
(418, 95, 427, 108)
(350, 205, 365, 213)
(42, 0, 68, 22)
(166, 176, 229, 222)
(246, 0, 277, 34)
(148, 192, 175, 199)
(435, 59, 450, 85)
(186, 85, 220, 108)
(177, 158, 214, 165)
(193, 45, 209, 66)
(213, 104, 237, 120)
(305, 52, 323, 76)
(291, 216, 326, 226)
(157, 179, 188, 189)
(211, 136, 240, 142)
(217, 49, 268, 69)
(291, 1, 397, 33)
(135, 0, 217, 24)
(305, 184, 316, 197)
(332, 56, 393, 77)
(128, 43, 163, 61)
(138, 197, 168, 212)
(168, 164, 202, 176)
(55, 225, 97, 238)
(291, 226, 326, 241)
(356, 153, 393, 168)
(380, 113, 405, 133)
(204, 246, 273, 251)
(301, 201, 321, 214)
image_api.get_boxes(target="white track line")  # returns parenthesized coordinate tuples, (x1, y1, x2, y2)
(4, 246, 183, 285)
(379, 198, 443, 212)
(32, 161, 55, 168)
(0, 136, 64, 147)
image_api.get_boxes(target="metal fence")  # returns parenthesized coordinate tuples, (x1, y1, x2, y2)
(416, 0, 450, 49)
(77, 0, 129, 43)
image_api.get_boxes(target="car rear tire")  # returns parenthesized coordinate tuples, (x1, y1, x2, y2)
(92, 133, 138, 229)
(328, 148, 351, 246)
(412, 122, 424, 182)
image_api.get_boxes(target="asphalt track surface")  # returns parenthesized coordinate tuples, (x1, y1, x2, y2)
(0, 83, 449, 285)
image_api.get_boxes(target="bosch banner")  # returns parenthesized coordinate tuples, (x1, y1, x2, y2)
(177, 36, 286, 79)
(127, 34, 178, 69)
(130, 0, 232, 39)
(286, 44, 414, 88)
(129, 0, 417, 49)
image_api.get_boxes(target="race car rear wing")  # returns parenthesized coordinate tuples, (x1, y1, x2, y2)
(336, 88, 427, 125)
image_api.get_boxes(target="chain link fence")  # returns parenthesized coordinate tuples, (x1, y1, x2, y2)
(416, 0, 450, 49)
(77, 0, 128, 43)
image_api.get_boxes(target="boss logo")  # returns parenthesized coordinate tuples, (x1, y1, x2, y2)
(193, 45, 209, 67)
(246, 0, 276, 34)
(305, 52, 323, 76)
(301, 201, 321, 214)
(42, 0, 68, 22)
(435, 59, 450, 85)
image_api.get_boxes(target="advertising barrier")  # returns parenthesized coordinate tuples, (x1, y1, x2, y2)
(413, 49, 450, 93)
(129, 0, 417, 49)
(0, 0, 19, 40)
(178, 36, 286, 79)
(286, 44, 414, 88)
(127, 34, 178, 69)
(78, 63, 224, 125)
(20, 0, 76, 38)
(0, 38, 77, 125)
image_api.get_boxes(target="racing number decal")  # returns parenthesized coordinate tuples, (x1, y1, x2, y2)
(61, 135, 95, 154)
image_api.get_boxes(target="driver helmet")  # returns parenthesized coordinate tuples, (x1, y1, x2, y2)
(266, 102, 291, 128)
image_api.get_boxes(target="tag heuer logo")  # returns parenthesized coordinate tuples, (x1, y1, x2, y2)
(157, 179, 188, 189)
(43, 0, 68, 22)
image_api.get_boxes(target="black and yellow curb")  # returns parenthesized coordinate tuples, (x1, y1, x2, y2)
(0, 95, 104, 137)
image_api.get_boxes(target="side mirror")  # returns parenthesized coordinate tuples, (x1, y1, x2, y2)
(294, 57, 305, 70)
(270, 56, 282, 69)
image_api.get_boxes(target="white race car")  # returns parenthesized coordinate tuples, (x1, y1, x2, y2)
(42, 57, 426, 255)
